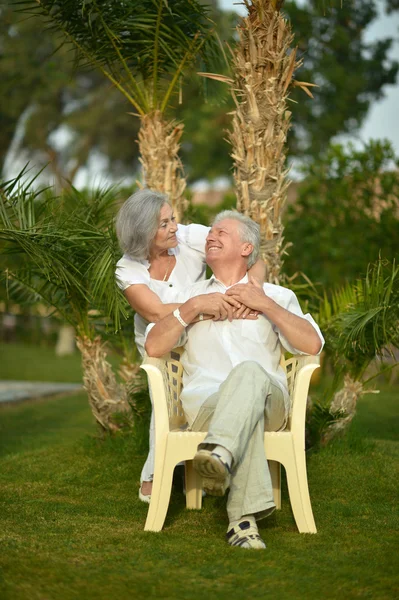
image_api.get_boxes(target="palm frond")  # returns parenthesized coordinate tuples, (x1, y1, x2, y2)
(1, 272, 77, 325)
(0, 172, 131, 337)
(88, 227, 131, 332)
(14, 0, 219, 112)
(321, 258, 399, 381)
(306, 402, 346, 450)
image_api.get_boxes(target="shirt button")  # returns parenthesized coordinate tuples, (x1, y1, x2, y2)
(169, 283, 173, 287)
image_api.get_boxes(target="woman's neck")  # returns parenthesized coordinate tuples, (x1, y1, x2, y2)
(149, 248, 170, 261)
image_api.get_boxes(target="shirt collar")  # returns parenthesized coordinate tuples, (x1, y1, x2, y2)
(208, 272, 248, 290)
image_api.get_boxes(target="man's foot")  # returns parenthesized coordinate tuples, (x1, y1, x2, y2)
(139, 480, 152, 503)
(226, 520, 266, 550)
(193, 449, 231, 496)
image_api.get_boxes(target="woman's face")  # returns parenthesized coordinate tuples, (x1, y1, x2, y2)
(151, 203, 178, 253)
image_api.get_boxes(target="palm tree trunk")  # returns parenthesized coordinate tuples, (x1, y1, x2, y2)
(322, 375, 364, 444)
(76, 112, 188, 430)
(77, 335, 136, 432)
(228, 0, 302, 283)
(138, 111, 187, 221)
(76, 114, 187, 432)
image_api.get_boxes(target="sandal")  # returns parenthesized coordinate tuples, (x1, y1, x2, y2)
(226, 520, 266, 550)
(193, 449, 231, 497)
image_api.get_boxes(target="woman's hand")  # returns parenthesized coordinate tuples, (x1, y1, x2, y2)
(193, 306, 258, 322)
(233, 304, 259, 320)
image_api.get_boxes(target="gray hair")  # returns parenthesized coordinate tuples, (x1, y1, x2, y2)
(116, 189, 168, 259)
(212, 210, 260, 268)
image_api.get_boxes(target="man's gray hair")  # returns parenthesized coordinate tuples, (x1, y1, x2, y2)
(212, 210, 260, 268)
(116, 189, 168, 259)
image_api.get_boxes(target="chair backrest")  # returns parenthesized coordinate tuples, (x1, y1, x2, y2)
(161, 348, 304, 430)
(282, 356, 301, 397)
(162, 348, 186, 429)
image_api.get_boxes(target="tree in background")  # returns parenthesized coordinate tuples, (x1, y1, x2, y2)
(179, 0, 398, 282)
(215, 0, 314, 283)
(16, 0, 219, 218)
(2, 1, 398, 185)
(7, 0, 220, 430)
(177, 0, 399, 182)
(284, 139, 399, 286)
(174, 4, 238, 183)
(283, 139, 399, 446)
(0, 3, 141, 186)
(286, 0, 399, 158)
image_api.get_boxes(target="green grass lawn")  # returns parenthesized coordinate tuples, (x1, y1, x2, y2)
(0, 348, 398, 599)
(0, 342, 121, 383)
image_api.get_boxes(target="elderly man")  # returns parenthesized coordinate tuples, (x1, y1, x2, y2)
(145, 211, 324, 550)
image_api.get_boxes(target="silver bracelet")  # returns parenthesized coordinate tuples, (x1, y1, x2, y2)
(173, 308, 189, 328)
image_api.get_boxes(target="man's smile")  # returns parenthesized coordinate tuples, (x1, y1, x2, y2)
(207, 244, 222, 252)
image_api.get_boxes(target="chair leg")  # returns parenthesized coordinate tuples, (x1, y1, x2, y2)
(185, 460, 203, 510)
(144, 458, 175, 532)
(285, 448, 317, 534)
(268, 460, 281, 509)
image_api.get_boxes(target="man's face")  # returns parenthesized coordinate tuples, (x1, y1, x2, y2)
(206, 219, 251, 268)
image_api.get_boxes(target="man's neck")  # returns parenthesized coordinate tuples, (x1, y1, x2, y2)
(211, 265, 247, 288)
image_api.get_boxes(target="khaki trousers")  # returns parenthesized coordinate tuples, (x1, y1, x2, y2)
(191, 361, 287, 523)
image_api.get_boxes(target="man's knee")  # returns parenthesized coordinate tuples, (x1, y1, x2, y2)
(233, 360, 267, 379)
(264, 385, 287, 432)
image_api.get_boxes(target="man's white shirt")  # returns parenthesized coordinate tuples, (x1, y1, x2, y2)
(145, 274, 324, 427)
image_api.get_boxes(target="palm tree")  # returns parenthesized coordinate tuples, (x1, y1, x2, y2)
(7, 0, 219, 430)
(14, 0, 218, 219)
(223, 0, 315, 283)
(0, 169, 140, 431)
(312, 258, 399, 443)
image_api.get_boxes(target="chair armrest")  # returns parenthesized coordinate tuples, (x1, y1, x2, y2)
(290, 359, 320, 447)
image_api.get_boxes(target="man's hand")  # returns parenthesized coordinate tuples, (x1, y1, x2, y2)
(226, 276, 270, 313)
(195, 292, 241, 322)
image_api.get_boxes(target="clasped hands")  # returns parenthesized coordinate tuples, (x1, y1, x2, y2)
(196, 277, 268, 322)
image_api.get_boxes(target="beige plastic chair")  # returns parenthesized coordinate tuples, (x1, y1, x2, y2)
(140, 349, 320, 533)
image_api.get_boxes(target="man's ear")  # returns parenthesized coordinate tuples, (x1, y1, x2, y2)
(241, 243, 253, 258)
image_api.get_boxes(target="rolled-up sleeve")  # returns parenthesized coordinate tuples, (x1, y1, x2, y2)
(275, 289, 325, 355)
(144, 322, 188, 349)
(115, 257, 150, 291)
(177, 223, 210, 258)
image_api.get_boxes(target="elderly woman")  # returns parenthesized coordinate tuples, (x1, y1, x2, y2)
(115, 189, 265, 502)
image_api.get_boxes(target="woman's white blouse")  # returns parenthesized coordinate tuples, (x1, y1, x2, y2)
(115, 223, 209, 356)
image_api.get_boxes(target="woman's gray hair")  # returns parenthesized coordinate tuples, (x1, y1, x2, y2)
(116, 189, 168, 259)
(212, 210, 260, 268)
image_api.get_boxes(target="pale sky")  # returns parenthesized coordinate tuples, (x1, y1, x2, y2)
(219, 0, 399, 154)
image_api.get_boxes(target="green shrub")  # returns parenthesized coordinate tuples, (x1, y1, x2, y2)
(284, 140, 399, 286)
